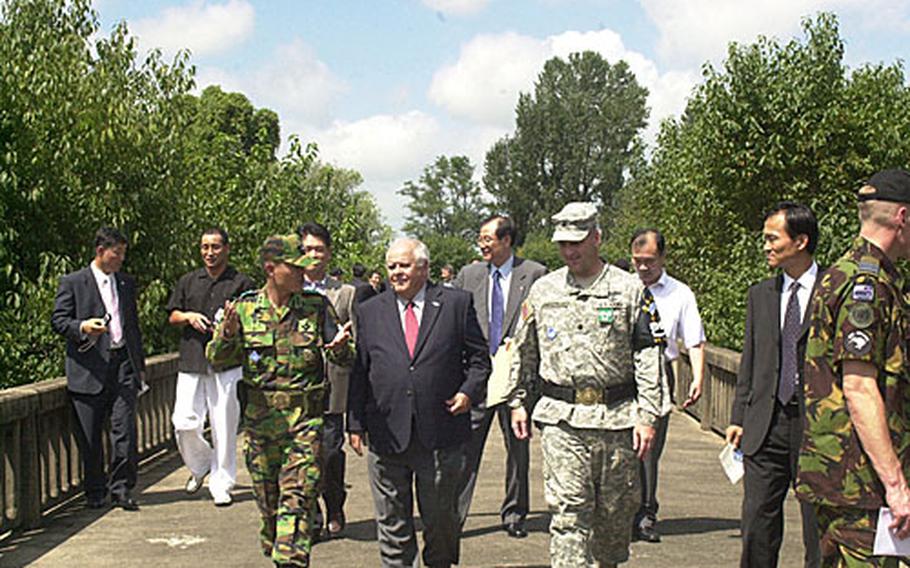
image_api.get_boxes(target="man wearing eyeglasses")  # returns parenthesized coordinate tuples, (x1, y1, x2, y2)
(454, 215, 546, 538)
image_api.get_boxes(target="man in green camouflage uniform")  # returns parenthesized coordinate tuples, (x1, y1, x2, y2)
(207, 234, 352, 567)
(508, 202, 663, 568)
(796, 170, 910, 567)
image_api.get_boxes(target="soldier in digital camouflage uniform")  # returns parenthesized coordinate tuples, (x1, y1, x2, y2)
(796, 170, 910, 567)
(508, 202, 663, 568)
(207, 234, 352, 568)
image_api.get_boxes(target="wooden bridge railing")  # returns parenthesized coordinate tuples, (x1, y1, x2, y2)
(0, 353, 178, 535)
(673, 343, 741, 435)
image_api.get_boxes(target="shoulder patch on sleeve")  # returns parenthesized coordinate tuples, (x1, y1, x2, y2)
(858, 256, 880, 276)
(851, 282, 875, 302)
(846, 303, 875, 329)
(844, 329, 873, 356)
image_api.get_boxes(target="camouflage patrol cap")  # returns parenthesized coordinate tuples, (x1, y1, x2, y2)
(858, 169, 910, 203)
(551, 202, 598, 242)
(259, 234, 315, 268)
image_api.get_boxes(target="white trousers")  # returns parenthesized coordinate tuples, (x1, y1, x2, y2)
(171, 368, 241, 495)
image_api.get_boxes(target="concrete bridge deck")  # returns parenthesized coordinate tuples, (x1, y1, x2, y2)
(0, 411, 809, 567)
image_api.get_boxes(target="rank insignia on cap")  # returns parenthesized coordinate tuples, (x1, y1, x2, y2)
(847, 303, 875, 329)
(844, 330, 872, 356)
(852, 283, 875, 302)
(249, 351, 261, 363)
(597, 307, 614, 324)
(546, 326, 558, 340)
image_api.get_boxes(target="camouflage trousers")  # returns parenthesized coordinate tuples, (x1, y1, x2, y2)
(813, 504, 910, 567)
(244, 401, 323, 567)
(540, 422, 639, 568)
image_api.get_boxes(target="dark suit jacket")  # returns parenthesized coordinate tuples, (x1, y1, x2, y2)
(454, 257, 547, 344)
(51, 266, 145, 395)
(347, 283, 491, 455)
(731, 274, 813, 456)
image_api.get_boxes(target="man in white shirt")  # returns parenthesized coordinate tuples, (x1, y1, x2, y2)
(630, 228, 706, 543)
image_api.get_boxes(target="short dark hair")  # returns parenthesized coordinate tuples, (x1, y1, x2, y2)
(481, 214, 517, 246)
(630, 228, 665, 255)
(330, 267, 343, 278)
(297, 222, 332, 249)
(764, 201, 819, 254)
(202, 226, 229, 246)
(94, 227, 127, 250)
(352, 263, 366, 278)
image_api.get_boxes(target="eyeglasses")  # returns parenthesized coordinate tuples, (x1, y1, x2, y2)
(476, 236, 497, 245)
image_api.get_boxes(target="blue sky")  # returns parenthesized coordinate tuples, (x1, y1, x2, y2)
(93, 0, 910, 230)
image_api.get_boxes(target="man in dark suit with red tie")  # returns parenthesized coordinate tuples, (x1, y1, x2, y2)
(347, 238, 490, 568)
(726, 203, 821, 567)
(51, 227, 146, 510)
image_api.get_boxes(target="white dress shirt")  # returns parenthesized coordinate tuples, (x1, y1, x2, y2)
(90, 260, 123, 347)
(647, 271, 706, 362)
(780, 261, 818, 329)
(487, 255, 514, 324)
(396, 284, 427, 332)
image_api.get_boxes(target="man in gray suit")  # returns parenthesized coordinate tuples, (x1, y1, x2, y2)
(298, 222, 356, 538)
(455, 215, 546, 538)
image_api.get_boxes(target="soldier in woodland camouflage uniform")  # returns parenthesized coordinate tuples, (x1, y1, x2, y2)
(207, 234, 352, 568)
(796, 170, 910, 567)
(508, 203, 663, 568)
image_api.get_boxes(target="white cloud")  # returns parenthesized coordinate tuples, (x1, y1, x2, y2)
(428, 32, 547, 127)
(428, 29, 698, 143)
(421, 0, 489, 16)
(131, 0, 254, 58)
(640, 0, 910, 67)
(194, 39, 346, 127)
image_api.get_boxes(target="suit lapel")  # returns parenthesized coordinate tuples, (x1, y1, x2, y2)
(503, 258, 528, 337)
(382, 292, 410, 358)
(769, 275, 783, 348)
(412, 285, 442, 361)
(473, 267, 489, 339)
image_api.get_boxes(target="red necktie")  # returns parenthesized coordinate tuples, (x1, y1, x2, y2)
(405, 301, 419, 358)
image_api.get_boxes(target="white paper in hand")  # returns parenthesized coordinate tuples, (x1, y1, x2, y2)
(874, 507, 910, 556)
(719, 443, 744, 484)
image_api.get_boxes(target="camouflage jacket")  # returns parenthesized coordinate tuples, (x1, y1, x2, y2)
(796, 236, 910, 509)
(508, 263, 663, 429)
(206, 288, 352, 392)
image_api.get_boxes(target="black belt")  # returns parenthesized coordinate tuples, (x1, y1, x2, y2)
(541, 382, 637, 406)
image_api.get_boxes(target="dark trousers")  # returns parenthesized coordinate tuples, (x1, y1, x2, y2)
(637, 411, 670, 523)
(367, 437, 466, 568)
(636, 359, 674, 524)
(321, 412, 346, 520)
(457, 402, 529, 526)
(741, 401, 821, 568)
(68, 350, 138, 501)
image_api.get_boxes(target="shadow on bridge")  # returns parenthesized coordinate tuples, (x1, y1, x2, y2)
(1, 411, 812, 567)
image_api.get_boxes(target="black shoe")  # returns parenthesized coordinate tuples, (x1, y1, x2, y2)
(634, 523, 661, 543)
(505, 521, 528, 538)
(86, 496, 107, 509)
(111, 493, 140, 511)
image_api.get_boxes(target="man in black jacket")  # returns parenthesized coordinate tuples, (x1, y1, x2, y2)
(51, 227, 146, 511)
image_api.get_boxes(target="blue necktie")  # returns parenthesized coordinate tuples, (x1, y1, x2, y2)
(490, 270, 504, 356)
(778, 281, 801, 404)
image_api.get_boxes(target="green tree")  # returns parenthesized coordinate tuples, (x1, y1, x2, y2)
(0, 0, 390, 388)
(614, 13, 910, 349)
(485, 51, 649, 238)
(399, 155, 488, 241)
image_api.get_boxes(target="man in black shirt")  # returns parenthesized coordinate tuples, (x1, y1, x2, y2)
(166, 227, 255, 506)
